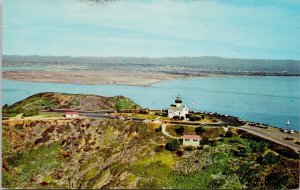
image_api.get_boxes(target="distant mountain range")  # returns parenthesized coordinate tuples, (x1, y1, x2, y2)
(3, 55, 300, 75)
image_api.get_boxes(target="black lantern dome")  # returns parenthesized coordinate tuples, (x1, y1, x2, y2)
(175, 95, 182, 103)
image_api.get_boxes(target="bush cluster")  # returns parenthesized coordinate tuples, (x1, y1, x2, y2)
(195, 126, 205, 134)
(257, 151, 279, 165)
(174, 126, 184, 135)
(165, 139, 180, 151)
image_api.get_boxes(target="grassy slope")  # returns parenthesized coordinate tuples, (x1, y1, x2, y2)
(2, 92, 141, 117)
(2, 118, 299, 189)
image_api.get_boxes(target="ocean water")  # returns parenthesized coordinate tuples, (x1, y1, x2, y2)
(2, 77, 300, 131)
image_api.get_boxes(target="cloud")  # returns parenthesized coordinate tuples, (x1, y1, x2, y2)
(3, 0, 300, 58)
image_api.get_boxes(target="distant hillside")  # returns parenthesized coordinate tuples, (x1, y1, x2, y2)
(3, 55, 300, 75)
(2, 92, 140, 117)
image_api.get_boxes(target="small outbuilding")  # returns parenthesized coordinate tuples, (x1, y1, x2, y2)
(180, 135, 201, 147)
(65, 112, 79, 118)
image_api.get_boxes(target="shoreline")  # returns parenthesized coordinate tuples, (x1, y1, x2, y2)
(2, 70, 222, 87)
(3, 70, 298, 87)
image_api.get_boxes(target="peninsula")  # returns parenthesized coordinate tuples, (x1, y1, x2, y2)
(3, 55, 300, 86)
(2, 92, 299, 189)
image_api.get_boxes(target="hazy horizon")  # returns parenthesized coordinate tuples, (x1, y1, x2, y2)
(3, 54, 300, 62)
(3, 0, 300, 60)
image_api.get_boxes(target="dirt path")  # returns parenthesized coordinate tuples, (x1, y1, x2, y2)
(236, 125, 300, 152)
(161, 123, 178, 139)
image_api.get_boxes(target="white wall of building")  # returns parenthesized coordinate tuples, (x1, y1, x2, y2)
(168, 107, 189, 119)
(65, 114, 79, 118)
(182, 139, 200, 147)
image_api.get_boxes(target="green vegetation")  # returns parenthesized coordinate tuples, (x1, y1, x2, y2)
(2, 108, 299, 189)
(2, 92, 140, 117)
(165, 139, 180, 151)
(126, 113, 157, 120)
(173, 125, 184, 135)
(136, 151, 176, 168)
(188, 114, 202, 121)
(111, 96, 140, 111)
(258, 151, 279, 165)
(3, 142, 62, 188)
(265, 172, 292, 189)
(2, 93, 57, 117)
(195, 126, 205, 134)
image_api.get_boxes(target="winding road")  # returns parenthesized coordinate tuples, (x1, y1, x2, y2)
(236, 125, 300, 153)
(160, 123, 299, 153)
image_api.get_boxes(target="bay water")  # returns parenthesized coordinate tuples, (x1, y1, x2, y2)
(2, 77, 299, 131)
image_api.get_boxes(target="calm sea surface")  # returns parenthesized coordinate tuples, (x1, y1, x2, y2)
(2, 77, 300, 131)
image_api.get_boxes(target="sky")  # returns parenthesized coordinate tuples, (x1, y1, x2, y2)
(3, 0, 300, 59)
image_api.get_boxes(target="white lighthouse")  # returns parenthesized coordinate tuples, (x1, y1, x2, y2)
(168, 95, 189, 120)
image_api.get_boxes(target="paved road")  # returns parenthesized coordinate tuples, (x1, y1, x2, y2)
(84, 113, 112, 119)
(236, 125, 300, 152)
(42, 109, 299, 152)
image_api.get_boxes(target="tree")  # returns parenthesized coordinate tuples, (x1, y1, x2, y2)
(265, 173, 291, 189)
(208, 178, 226, 189)
(195, 126, 205, 134)
(174, 126, 184, 135)
(165, 139, 180, 151)
(257, 151, 279, 165)
(155, 127, 162, 132)
(233, 146, 250, 157)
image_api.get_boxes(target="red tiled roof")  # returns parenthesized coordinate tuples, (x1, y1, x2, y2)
(180, 135, 201, 140)
(65, 112, 79, 114)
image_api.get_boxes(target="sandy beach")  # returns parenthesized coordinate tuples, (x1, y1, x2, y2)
(3, 70, 191, 86)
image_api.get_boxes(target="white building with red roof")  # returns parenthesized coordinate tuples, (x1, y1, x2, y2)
(180, 135, 201, 147)
(64, 112, 79, 118)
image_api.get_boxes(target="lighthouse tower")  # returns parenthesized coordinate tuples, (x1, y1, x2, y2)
(168, 95, 189, 119)
(175, 95, 182, 107)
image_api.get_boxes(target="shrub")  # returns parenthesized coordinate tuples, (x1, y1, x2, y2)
(237, 163, 256, 184)
(265, 172, 291, 189)
(23, 108, 39, 117)
(210, 140, 218, 146)
(174, 126, 184, 135)
(200, 137, 209, 145)
(172, 116, 178, 120)
(154, 145, 165, 153)
(225, 130, 234, 137)
(197, 146, 204, 150)
(249, 140, 269, 153)
(184, 146, 195, 151)
(212, 152, 228, 162)
(115, 101, 126, 112)
(270, 144, 300, 159)
(165, 139, 180, 151)
(257, 152, 279, 165)
(233, 146, 250, 157)
(176, 150, 184, 157)
(189, 115, 201, 121)
(195, 126, 205, 135)
(155, 127, 162, 132)
(208, 178, 226, 189)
